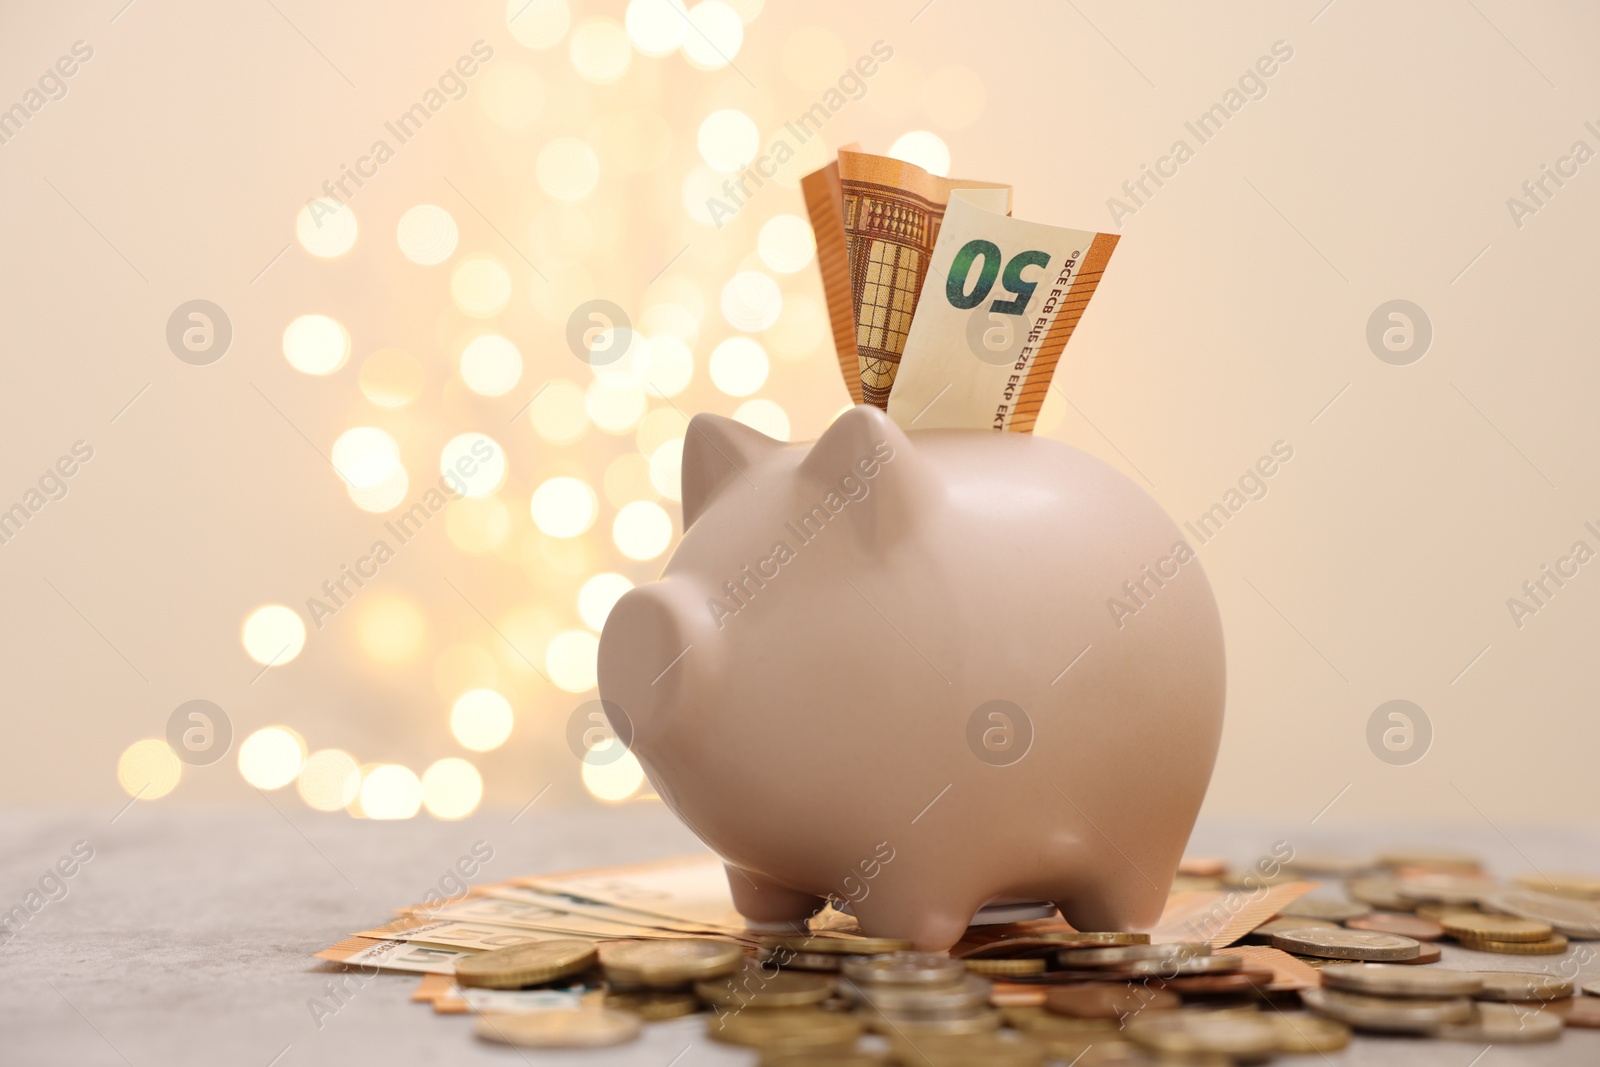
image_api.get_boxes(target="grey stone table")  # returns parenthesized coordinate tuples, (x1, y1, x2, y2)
(3, 806, 1598, 1066)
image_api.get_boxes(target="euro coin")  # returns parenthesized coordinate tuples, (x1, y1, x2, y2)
(1000, 1006, 1119, 1035)
(603, 990, 700, 1020)
(1389, 941, 1443, 965)
(1057, 942, 1208, 968)
(1414, 902, 1483, 923)
(761, 948, 842, 972)
(1378, 849, 1483, 873)
(1124, 1010, 1279, 1059)
(453, 939, 598, 989)
(871, 1008, 1001, 1037)
(883, 1032, 1045, 1067)
(1586, 979, 1600, 996)
(1481, 888, 1600, 939)
(1397, 875, 1495, 906)
(853, 975, 991, 1015)
(1345, 913, 1444, 940)
(762, 934, 914, 956)
(1348, 878, 1413, 911)
(842, 952, 965, 988)
(600, 938, 744, 985)
(1268, 1013, 1352, 1053)
(1517, 872, 1600, 900)
(475, 1008, 642, 1048)
(1457, 933, 1568, 955)
(1471, 971, 1575, 1001)
(1284, 852, 1371, 877)
(1123, 954, 1242, 977)
(964, 958, 1045, 977)
(1301, 988, 1473, 1034)
(708, 1008, 865, 1050)
(696, 961, 834, 1008)
(1320, 963, 1483, 998)
(1269, 927, 1419, 961)
(1439, 1002, 1563, 1043)
(1044, 983, 1179, 1019)
(1281, 898, 1372, 923)
(1246, 917, 1340, 941)
(763, 1055, 885, 1067)
(1154, 969, 1275, 996)
(1561, 997, 1600, 1028)
(1441, 914, 1554, 942)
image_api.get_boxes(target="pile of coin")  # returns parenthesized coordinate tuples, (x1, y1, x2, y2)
(435, 849, 1600, 1059)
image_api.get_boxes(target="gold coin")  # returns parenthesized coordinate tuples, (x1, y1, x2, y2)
(1269, 1013, 1351, 1053)
(1000, 1006, 1119, 1035)
(1057, 942, 1209, 968)
(1414, 903, 1484, 925)
(603, 990, 701, 1020)
(1472, 970, 1575, 1001)
(1439, 1002, 1563, 1044)
(1045, 983, 1179, 1019)
(1348, 877, 1413, 911)
(1301, 988, 1473, 1034)
(1377, 849, 1483, 873)
(1442, 914, 1553, 942)
(1517, 872, 1600, 900)
(762, 935, 914, 956)
(1456, 933, 1569, 955)
(1320, 963, 1483, 998)
(1269, 927, 1419, 961)
(761, 948, 843, 972)
(964, 958, 1045, 977)
(883, 1032, 1044, 1067)
(764, 1055, 885, 1067)
(842, 952, 966, 987)
(867, 1008, 1002, 1037)
(453, 939, 597, 989)
(1481, 887, 1600, 939)
(600, 938, 744, 985)
(1397, 875, 1495, 907)
(1124, 1010, 1279, 1059)
(1280, 898, 1372, 923)
(1057, 932, 1151, 945)
(708, 1007, 865, 1050)
(475, 1008, 641, 1048)
(696, 961, 834, 1008)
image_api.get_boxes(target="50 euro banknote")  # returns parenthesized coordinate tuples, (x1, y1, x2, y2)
(886, 189, 1119, 433)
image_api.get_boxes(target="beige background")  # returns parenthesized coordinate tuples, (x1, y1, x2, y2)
(1, 0, 1596, 827)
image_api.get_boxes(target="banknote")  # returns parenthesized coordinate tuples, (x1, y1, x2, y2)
(412, 973, 591, 1014)
(834, 151, 1010, 408)
(426, 894, 702, 940)
(800, 154, 863, 404)
(886, 189, 1120, 433)
(1149, 880, 1317, 948)
(315, 935, 475, 974)
(516, 852, 748, 930)
(358, 916, 595, 952)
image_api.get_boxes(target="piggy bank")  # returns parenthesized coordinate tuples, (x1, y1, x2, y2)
(597, 405, 1224, 950)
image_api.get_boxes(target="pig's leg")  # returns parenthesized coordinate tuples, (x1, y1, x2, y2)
(1051, 880, 1166, 935)
(725, 865, 825, 933)
(849, 884, 983, 952)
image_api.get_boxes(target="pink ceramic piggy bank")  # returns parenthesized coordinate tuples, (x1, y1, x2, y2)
(597, 405, 1224, 950)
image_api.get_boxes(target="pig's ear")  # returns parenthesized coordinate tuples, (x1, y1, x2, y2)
(681, 413, 784, 530)
(799, 404, 941, 547)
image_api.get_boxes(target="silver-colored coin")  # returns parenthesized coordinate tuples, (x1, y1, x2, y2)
(1480, 887, 1600, 939)
(1439, 1003, 1563, 1044)
(1321, 963, 1483, 998)
(1270, 927, 1420, 961)
(1280, 898, 1372, 923)
(841, 951, 966, 987)
(1301, 988, 1473, 1034)
(1057, 942, 1209, 968)
(1123, 954, 1242, 977)
(1471, 971, 1576, 1002)
(852, 974, 992, 1015)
